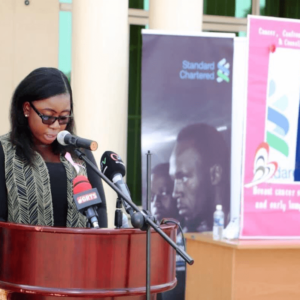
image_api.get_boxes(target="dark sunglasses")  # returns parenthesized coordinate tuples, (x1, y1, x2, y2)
(29, 102, 73, 125)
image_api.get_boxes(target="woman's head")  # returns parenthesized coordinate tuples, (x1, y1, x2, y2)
(10, 67, 75, 162)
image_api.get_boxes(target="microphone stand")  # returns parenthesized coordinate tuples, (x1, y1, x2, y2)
(74, 149, 194, 268)
(114, 197, 123, 228)
(146, 151, 151, 300)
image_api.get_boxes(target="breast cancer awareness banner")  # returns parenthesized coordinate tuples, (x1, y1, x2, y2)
(241, 16, 300, 238)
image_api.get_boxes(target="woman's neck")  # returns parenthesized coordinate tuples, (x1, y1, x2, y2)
(34, 144, 61, 163)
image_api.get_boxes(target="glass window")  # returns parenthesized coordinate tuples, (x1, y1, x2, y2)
(127, 25, 144, 206)
(260, 0, 300, 19)
(203, 0, 251, 18)
(238, 31, 247, 37)
(59, 0, 72, 79)
(144, 0, 149, 11)
(129, 0, 149, 10)
(129, 0, 144, 9)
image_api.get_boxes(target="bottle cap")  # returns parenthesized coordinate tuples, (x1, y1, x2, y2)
(216, 204, 222, 211)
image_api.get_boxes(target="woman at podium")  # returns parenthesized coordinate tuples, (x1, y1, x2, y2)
(0, 67, 107, 228)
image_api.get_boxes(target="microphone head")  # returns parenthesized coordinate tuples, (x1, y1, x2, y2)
(57, 130, 70, 146)
(100, 151, 126, 180)
(73, 175, 92, 194)
(72, 175, 102, 212)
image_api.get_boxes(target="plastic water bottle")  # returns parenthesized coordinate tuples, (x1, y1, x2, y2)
(121, 213, 130, 228)
(213, 205, 224, 240)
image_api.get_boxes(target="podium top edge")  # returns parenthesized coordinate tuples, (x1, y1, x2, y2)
(0, 222, 177, 235)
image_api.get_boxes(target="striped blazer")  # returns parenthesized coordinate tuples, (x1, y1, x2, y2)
(0, 133, 88, 227)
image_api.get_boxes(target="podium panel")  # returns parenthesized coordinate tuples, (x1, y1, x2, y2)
(9, 295, 157, 300)
(0, 222, 177, 299)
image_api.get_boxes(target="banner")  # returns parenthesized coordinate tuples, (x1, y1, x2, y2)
(241, 16, 300, 238)
(141, 30, 234, 299)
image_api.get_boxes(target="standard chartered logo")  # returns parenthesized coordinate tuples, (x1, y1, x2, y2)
(266, 79, 289, 157)
(178, 58, 231, 82)
(216, 58, 230, 83)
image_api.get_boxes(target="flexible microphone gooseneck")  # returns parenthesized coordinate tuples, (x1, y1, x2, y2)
(57, 130, 98, 151)
(73, 175, 102, 228)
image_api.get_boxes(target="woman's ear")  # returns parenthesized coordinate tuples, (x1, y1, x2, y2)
(23, 102, 30, 117)
(210, 164, 222, 185)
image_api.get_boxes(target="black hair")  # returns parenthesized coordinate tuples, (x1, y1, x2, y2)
(152, 163, 170, 176)
(10, 67, 75, 164)
(176, 123, 231, 225)
(176, 123, 230, 181)
(152, 163, 173, 191)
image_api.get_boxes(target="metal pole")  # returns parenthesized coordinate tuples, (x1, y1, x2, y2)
(146, 151, 152, 212)
(146, 151, 152, 300)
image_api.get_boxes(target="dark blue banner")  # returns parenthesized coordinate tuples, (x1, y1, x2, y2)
(141, 31, 234, 300)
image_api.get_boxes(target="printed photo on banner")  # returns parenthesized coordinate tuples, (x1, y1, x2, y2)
(141, 31, 234, 300)
(141, 32, 234, 300)
(142, 32, 234, 233)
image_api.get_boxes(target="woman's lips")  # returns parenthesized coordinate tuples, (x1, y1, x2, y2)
(44, 134, 57, 141)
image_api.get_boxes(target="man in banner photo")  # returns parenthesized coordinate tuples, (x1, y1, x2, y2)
(151, 163, 179, 222)
(169, 123, 230, 233)
(142, 31, 234, 299)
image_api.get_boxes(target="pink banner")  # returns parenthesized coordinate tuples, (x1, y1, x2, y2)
(241, 16, 300, 238)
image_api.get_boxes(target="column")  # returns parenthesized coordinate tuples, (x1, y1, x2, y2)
(0, 0, 59, 135)
(72, 0, 129, 228)
(149, 0, 203, 31)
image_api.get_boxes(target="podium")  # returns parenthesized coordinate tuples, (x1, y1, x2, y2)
(0, 222, 177, 300)
(185, 232, 300, 300)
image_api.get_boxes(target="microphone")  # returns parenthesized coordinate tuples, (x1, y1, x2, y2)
(100, 151, 134, 217)
(57, 130, 98, 151)
(73, 175, 102, 228)
(100, 151, 147, 230)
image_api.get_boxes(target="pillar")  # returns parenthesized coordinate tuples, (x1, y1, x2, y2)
(72, 0, 129, 228)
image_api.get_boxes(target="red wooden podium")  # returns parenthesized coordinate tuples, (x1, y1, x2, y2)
(0, 222, 177, 300)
